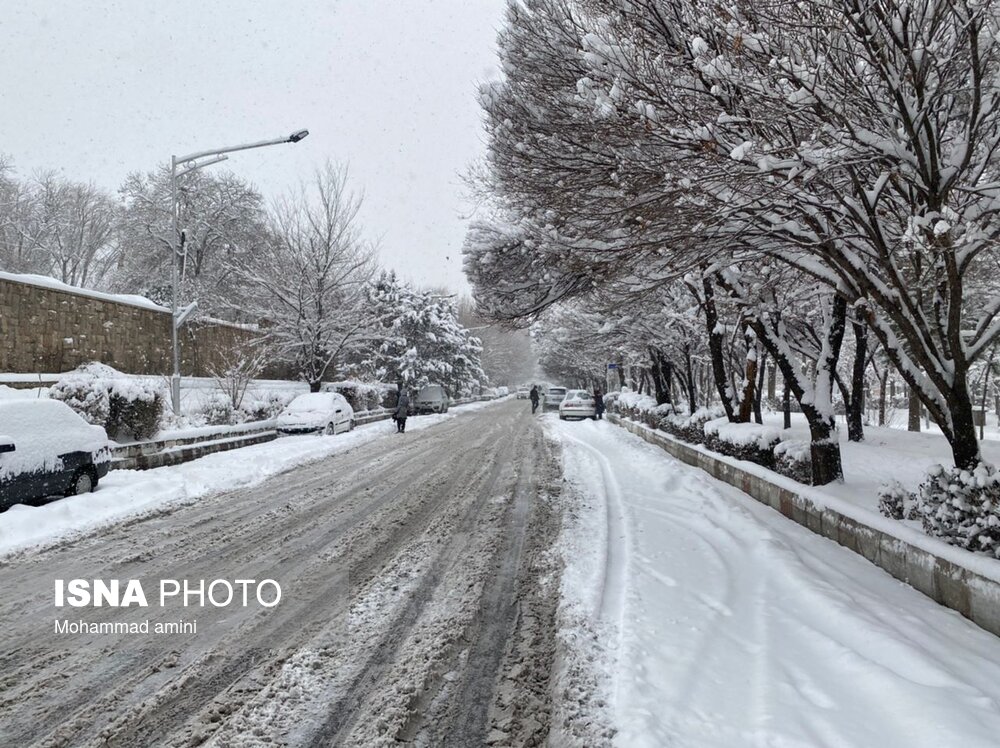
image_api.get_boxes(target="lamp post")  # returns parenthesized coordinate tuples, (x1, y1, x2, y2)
(168, 129, 309, 415)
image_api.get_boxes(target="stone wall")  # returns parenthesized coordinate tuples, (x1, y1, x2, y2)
(0, 275, 266, 377)
(609, 414, 1000, 639)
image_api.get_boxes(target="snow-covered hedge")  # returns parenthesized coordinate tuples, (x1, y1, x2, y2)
(50, 363, 166, 441)
(879, 463, 1000, 557)
(197, 391, 294, 426)
(703, 417, 781, 468)
(326, 381, 387, 413)
(773, 440, 812, 483)
(608, 388, 676, 428)
(241, 392, 293, 422)
(660, 407, 724, 444)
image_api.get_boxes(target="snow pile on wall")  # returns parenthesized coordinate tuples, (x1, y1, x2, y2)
(0, 271, 167, 312)
(0, 400, 108, 478)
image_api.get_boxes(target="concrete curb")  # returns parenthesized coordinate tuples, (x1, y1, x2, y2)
(609, 414, 1000, 638)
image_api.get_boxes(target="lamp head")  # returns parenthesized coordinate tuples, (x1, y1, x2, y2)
(288, 129, 310, 143)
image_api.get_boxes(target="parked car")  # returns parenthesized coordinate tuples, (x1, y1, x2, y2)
(559, 390, 597, 420)
(414, 385, 450, 414)
(496, 386, 510, 397)
(544, 386, 568, 411)
(516, 387, 530, 399)
(275, 393, 354, 435)
(0, 400, 112, 511)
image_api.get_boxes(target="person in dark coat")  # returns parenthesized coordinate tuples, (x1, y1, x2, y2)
(594, 388, 605, 419)
(529, 385, 540, 414)
(395, 390, 410, 433)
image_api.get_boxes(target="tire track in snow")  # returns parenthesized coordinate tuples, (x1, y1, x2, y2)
(556, 431, 628, 628)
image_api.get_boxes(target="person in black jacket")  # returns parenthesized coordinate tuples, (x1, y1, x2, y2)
(529, 385, 540, 414)
(594, 388, 605, 419)
(395, 390, 410, 433)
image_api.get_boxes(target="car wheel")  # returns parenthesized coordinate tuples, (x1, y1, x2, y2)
(324, 422, 335, 436)
(559, 414, 566, 420)
(349, 419, 355, 432)
(67, 469, 95, 496)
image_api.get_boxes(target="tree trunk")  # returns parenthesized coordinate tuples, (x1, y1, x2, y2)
(809, 419, 843, 486)
(746, 294, 847, 484)
(737, 347, 758, 423)
(847, 316, 867, 442)
(950, 374, 983, 470)
(783, 379, 791, 429)
(702, 276, 737, 421)
(766, 363, 776, 401)
(684, 345, 697, 414)
(753, 351, 766, 424)
(648, 347, 672, 405)
(310, 380, 322, 393)
(908, 388, 921, 432)
(878, 372, 887, 426)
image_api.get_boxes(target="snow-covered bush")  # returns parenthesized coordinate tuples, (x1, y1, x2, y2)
(878, 480, 917, 521)
(912, 463, 1000, 557)
(327, 381, 384, 413)
(774, 440, 812, 484)
(50, 363, 166, 441)
(602, 391, 620, 412)
(240, 392, 293, 422)
(661, 407, 725, 445)
(609, 388, 663, 425)
(703, 418, 781, 468)
(200, 394, 239, 426)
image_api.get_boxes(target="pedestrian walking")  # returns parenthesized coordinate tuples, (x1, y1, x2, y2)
(395, 389, 410, 433)
(529, 385, 540, 414)
(594, 388, 605, 420)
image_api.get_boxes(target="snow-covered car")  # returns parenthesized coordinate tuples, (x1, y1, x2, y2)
(414, 385, 450, 414)
(0, 400, 112, 510)
(559, 390, 597, 420)
(496, 386, 510, 397)
(516, 387, 530, 399)
(275, 393, 354, 435)
(544, 386, 568, 411)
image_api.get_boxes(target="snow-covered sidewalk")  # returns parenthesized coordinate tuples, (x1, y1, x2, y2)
(550, 417, 1000, 748)
(0, 400, 502, 558)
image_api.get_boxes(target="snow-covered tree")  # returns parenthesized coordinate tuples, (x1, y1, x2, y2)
(114, 165, 268, 315)
(0, 165, 116, 287)
(236, 163, 379, 391)
(361, 272, 487, 396)
(467, 0, 1000, 481)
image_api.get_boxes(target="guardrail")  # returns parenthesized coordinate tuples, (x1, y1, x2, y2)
(608, 414, 1000, 639)
(112, 397, 498, 471)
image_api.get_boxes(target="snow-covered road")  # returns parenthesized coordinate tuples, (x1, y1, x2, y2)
(551, 418, 1000, 748)
(0, 400, 562, 747)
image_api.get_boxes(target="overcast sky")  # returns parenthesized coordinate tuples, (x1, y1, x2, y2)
(0, 0, 504, 292)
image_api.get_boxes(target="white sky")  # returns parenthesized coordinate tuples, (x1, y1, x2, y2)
(0, 0, 505, 292)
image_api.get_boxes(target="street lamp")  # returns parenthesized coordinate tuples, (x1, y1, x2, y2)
(168, 128, 309, 415)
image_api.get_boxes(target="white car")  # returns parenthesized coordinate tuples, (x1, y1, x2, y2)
(559, 390, 597, 420)
(544, 386, 568, 411)
(414, 385, 450, 414)
(275, 393, 354, 435)
(516, 388, 529, 399)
